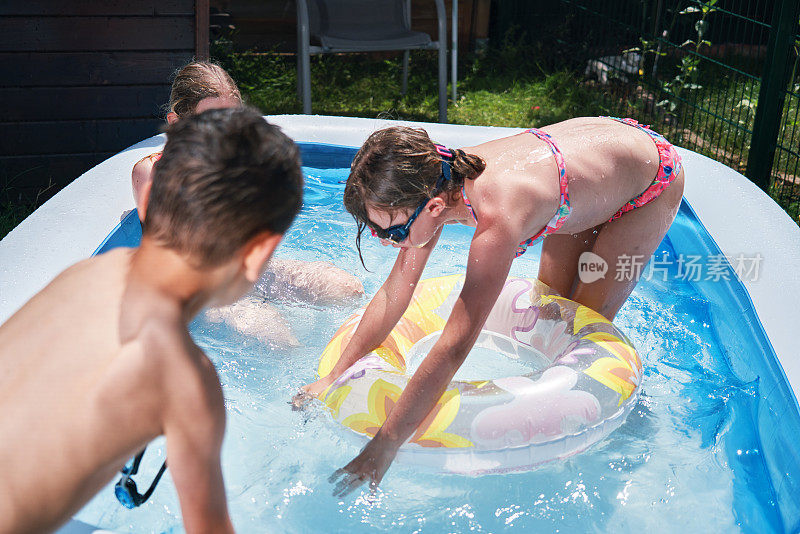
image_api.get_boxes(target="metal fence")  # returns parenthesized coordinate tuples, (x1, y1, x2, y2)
(493, 0, 800, 221)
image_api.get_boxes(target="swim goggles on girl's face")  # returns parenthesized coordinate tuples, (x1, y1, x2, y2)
(114, 447, 167, 509)
(369, 199, 428, 244)
(369, 148, 453, 244)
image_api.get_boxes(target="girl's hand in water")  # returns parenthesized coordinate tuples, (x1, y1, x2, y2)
(291, 375, 335, 410)
(329, 437, 398, 497)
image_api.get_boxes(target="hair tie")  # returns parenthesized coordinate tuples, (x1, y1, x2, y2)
(434, 144, 454, 160)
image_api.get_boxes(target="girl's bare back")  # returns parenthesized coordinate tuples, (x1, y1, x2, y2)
(465, 117, 664, 241)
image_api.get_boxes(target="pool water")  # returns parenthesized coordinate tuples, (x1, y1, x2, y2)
(405, 336, 545, 382)
(78, 145, 799, 533)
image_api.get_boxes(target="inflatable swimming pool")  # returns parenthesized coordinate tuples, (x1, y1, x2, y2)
(1, 115, 799, 533)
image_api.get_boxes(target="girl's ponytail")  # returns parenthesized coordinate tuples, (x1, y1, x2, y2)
(451, 148, 485, 181)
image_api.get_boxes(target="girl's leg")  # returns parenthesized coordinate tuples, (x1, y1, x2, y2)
(571, 169, 685, 320)
(538, 226, 601, 296)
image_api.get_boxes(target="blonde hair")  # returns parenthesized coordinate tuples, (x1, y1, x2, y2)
(168, 61, 242, 118)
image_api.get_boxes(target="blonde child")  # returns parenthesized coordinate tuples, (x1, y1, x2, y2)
(132, 62, 363, 346)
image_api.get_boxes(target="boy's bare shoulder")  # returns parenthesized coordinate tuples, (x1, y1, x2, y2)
(135, 311, 224, 419)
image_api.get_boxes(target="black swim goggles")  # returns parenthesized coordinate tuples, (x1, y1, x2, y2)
(368, 146, 454, 244)
(114, 447, 167, 509)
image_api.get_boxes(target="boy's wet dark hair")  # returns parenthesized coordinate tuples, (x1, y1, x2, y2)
(143, 107, 303, 267)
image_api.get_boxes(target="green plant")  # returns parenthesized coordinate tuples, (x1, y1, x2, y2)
(789, 15, 800, 94)
(208, 29, 605, 127)
(0, 199, 36, 240)
(657, 0, 718, 113)
(1, 173, 56, 239)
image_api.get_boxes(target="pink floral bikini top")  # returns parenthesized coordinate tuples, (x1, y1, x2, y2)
(460, 127, 571, 258)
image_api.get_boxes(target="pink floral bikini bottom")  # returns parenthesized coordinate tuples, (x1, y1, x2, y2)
(604, 117, 683, 222)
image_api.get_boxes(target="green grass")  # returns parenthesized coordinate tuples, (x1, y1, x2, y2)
(0, 199, 36, 240)
(1, 175, 56, 239)
(212, 39, 608, 128)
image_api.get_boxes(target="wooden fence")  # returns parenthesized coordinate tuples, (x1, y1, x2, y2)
(0, 0, 208, 202)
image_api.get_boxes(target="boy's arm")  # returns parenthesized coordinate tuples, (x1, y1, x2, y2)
(164, 347, 234, 534)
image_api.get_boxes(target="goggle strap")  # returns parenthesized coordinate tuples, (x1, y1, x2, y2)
(141, 460, 168, 502)
(434, 144, 454, 190)
(116, 446, 167, 508)
(366, 144, 455, 243)
(123, 448, 145, 476)
(439, 160, 451, 186)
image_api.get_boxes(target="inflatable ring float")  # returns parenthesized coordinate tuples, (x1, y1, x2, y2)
(318, 275, 642, 474)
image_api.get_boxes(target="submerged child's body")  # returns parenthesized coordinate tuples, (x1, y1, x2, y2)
(0, 107, 303, 533)
(132, 62, 363, 344)
(298, 116, 684, 492)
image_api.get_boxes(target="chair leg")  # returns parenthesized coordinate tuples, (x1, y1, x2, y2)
(401, 50, 409, 96)
(451, 0, 458, 101)
(301, 54, 312, 114)
(296, 0, 312, 114)
(438, 43, 447, 123)
(434, 0, 447, 122)
(296, 57, 303, 102)
(297, 53, 312, 114)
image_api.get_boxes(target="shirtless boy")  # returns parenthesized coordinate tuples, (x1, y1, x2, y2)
(0, 107, 303, 533)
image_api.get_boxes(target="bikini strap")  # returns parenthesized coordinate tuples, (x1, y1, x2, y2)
(515, 127, 571, 254)
(524, 128, 558, 156)
(601, 115, 652, 130)
(524, 127, 569, 204)
(461, 186, 478, 223)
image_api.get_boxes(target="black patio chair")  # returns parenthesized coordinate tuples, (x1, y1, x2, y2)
(296, 0, 448, 122)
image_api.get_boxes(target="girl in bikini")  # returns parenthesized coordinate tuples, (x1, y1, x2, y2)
(296, 116, 684, 493)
